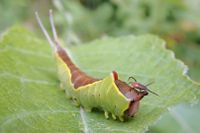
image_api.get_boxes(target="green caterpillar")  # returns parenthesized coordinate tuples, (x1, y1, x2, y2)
(35, 10, 158, 121)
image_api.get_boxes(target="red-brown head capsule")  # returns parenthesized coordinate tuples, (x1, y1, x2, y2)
(123, 76, 158, 118)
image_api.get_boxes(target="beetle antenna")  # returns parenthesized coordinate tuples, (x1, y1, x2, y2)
(35, 11, 55, 50)
(144, 81, 159, 96)
(146, 88, 159, 96)
(49, 9, 59, 44)
(128, 76, 137, 82)
(145, 81, 154, 86)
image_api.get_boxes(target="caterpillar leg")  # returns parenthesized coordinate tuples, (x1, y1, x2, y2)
(119, 116, 124, 122)
(112, 114, 117, 120)
(65, 91, 71, 99)
(59, 83, 65, 91)
(84, 107, 92, 112)
(104, 111, 109, 119)
(72, 97, 80, 106)
(60, 83, 72, 99)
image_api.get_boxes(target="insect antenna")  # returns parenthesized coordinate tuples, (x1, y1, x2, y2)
(146, 88, 159, 96)
(144, 81, 159, 96)
(128, 76, 137, 82)
(145, 81, 154, 86)
(35, 11, 55, 50)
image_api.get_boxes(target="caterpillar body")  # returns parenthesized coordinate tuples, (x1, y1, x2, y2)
(35, 10, 158, 121)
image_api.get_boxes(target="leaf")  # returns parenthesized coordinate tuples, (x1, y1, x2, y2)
(147, 103, 200, 133)
(0, 27, 199, 133)
(173, 43, 200, 82)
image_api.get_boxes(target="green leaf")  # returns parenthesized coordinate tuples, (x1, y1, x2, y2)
(0, 27, 199, 133)
(173, 43, 200, 82)
(147, 103, 200, 133)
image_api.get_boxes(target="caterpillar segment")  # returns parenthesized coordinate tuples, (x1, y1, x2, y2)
(35, 10, 155, 121)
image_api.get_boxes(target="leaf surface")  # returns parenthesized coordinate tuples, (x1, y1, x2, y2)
(0, 27, 199, 133)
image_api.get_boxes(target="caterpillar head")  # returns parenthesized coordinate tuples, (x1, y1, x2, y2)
(127, 76, 158, 117)
(114, 72, 158, 118)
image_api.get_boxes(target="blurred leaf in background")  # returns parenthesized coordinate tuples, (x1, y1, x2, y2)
(52, 0, 200, 43)
(0, 0, 33, 32)
(0, 0, 52, 34)
(147, 103, 200, 133)
(52, 0, 200, 80)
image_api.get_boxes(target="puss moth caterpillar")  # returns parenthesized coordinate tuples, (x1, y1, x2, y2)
(35, 10, 158, 121)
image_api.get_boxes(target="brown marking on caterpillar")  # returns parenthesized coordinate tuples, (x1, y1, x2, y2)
(112, 71, 119, 80)
(115, 79, 148, 117)
(56, 44, 98, 88)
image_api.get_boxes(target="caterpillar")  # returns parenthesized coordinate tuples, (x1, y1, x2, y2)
(35, 10, 158, 121)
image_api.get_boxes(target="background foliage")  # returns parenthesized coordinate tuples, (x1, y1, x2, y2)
(0, 0, 200, 132)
